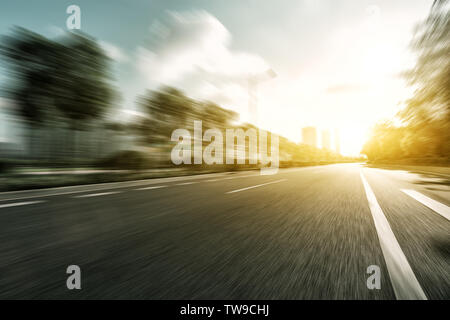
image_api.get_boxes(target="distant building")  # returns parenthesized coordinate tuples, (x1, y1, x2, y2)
(321, 130, 331, 150)
(334, 129, 341, 154)
(302, 127, 318, 148)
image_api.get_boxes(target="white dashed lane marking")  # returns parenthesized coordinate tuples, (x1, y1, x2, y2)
(74, 191, 121, 198)
(0, 200, 46, 208)
(135, 186, 168, 191)
(226, 179, 287, 194)
(360, 171, 427, 300)
(176, 182, 198, 186)
(401, 189, 450, 221)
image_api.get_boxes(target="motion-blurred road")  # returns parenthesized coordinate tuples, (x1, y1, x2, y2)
(0, 163, 448, 299)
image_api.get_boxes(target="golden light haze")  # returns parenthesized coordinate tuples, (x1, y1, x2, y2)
(249, 2, 431, 156)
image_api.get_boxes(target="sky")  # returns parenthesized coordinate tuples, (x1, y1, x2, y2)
(0, 0, 434, 155)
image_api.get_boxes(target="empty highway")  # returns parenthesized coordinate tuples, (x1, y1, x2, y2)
(0, 163, 448, 299)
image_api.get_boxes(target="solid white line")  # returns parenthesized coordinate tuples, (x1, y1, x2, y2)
(74, 191, 121, 198)
(135, 186, 168, 191)
(176, 182, 198, 186)
(0, 200, 45, 208)
(226, 179, 287, 194)
(360, 172, 427, 300)
(401, 189, 450, 221)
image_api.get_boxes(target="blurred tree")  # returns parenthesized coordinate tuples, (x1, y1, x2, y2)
(55, 32, 116, 160)
(0, 27, 57, 156)
(363, 0, 449, 163)
(202, 101, 238, 130)
(55, 32, 115, 131)
(136, 87, 197, 145)
(134, 87, 239, 164)
(399, 0, 450, 158)
(0, 27, 115, 161)
(362, 121, 405, 160)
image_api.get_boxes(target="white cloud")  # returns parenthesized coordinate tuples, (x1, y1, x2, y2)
(99, 41, 129, 63)
(136, 10, 270, 115)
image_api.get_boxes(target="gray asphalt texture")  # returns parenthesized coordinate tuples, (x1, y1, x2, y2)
(0, 163, 448, 299)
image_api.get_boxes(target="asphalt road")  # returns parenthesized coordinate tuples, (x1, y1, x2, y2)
(0, 163, 448, 299)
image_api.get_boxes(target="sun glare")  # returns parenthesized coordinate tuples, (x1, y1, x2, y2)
(339, 125, 369, 156)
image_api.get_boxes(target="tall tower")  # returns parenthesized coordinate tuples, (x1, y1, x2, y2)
(321, 130, 331, 150)
(334, 129, 341, 154)
(302, 127, 318, 148)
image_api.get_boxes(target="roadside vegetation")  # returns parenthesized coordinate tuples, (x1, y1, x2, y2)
(362, 1, 449, 165)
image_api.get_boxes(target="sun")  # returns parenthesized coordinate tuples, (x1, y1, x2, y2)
(338, 124, 370, 156)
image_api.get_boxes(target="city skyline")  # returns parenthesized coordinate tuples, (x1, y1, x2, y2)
(301, 126, 340, 153)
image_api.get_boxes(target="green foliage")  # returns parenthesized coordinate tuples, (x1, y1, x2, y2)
(0, 27, 115, 129)
(401, 0, 449, 124)
(54, 32, 116, 128)
(98, 150, 151, 170)
(0, 159, 13, 174)
(134, 86, 238, 146)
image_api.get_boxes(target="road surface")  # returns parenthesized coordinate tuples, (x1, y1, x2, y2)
(0, 163, 448, 299)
